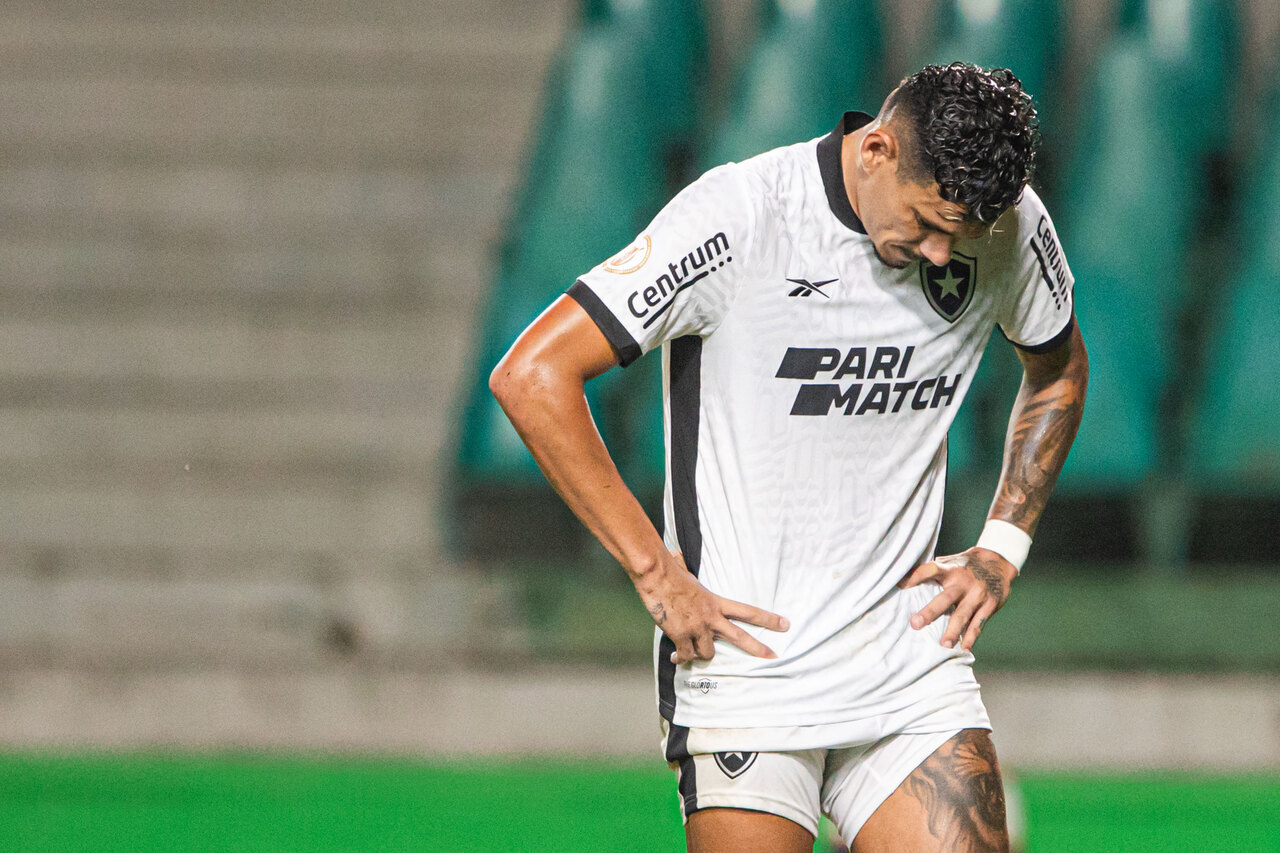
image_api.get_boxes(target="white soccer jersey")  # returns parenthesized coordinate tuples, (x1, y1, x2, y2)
(568, 112, 1074, 748)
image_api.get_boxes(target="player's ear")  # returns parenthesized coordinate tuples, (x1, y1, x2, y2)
(859, 127, 899, 175)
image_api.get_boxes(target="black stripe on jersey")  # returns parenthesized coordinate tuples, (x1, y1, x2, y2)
(1008, 313, 1075, 355)
(817, 111, 873, 235)
(567, 280, 643, 367)
(658, 334, 702, 721)
(665, 724, 699, 816)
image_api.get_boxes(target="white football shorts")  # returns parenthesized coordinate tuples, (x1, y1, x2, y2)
(662, 722, 982, 842)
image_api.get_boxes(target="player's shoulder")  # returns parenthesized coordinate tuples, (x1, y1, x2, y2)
(680, 141, 813, 236)
(697, 137, 823, 227)
(724, 136, 823, 192)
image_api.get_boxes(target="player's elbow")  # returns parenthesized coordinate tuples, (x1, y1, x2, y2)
(489, 348, 545, 417)
(488, 353, 522, 411)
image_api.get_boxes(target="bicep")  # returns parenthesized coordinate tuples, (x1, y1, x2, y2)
(491, 295, 621, 395)
(1015, 317, 1087, 388)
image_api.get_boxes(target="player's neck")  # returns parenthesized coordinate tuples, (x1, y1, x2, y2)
(841, 127, 867, 225)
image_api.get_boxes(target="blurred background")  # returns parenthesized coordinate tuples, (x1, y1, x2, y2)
(1, 0, 1278, 850)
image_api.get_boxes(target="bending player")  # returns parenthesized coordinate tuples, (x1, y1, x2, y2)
(491, 64, 1087, 852)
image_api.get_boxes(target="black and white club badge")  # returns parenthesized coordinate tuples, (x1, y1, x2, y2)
(920, 252, 977, 323)
(713, 751, 758, 779)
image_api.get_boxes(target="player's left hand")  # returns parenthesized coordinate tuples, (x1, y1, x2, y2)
(897, 547, 1017, 651)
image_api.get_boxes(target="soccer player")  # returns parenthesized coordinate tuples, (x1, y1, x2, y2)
(490, 63, 1087, 852)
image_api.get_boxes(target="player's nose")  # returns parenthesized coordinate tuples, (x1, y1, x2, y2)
(919, 233, 953, 267)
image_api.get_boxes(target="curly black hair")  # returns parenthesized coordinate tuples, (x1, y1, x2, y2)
(886, 63, 1039, 225)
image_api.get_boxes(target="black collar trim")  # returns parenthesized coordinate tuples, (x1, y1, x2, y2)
(816, 111, 873, 234)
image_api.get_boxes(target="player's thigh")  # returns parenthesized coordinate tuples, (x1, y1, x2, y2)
(851, 728, 1009, 853)
(668, 743, 823, 852)
(687, 807, 814, 853)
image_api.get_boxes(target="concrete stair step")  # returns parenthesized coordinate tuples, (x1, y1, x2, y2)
(0, 569, 482, 667)
(0, 15, 564, 88)
(1, 0, 570, 30)
(0, 408, 449, 475)
(0, 77, 541, 169)
(0, 480, 432, 552)
(0, 314, 465, 388)
(0, 166, 505, 244)
(0, 234, 493, 314)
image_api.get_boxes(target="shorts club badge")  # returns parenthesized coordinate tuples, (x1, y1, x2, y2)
(714, 751, 758, 779)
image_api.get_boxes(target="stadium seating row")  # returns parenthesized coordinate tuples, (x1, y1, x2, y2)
(452, 0, 1277, 565)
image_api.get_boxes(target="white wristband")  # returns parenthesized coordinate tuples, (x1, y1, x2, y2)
(976, 519, 1032, 575)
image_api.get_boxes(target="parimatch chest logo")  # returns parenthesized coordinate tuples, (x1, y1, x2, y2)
(713, 751, 757, 779)
(920, 253, 976, 323)
(774, 344, 963, 417)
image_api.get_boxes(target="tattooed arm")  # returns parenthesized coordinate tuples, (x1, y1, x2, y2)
(990, 321, 1089, 534)
(900, 320, 1088, 650)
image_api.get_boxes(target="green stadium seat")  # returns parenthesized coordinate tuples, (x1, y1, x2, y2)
(1187, 112, 1280, 491)
(1116, 0, 1239, 158)
(926, 0, 1064, 126)
(1188, 266, 1280, 485)
(582, 0, 710, 155)
(702, 0, 885, 167)
(1054, 34, 1200, 492)
(1184, 229, 1280, 563)
(453, 16, 681, 555)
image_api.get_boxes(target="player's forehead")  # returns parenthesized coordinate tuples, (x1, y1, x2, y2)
(903, 179, 987, 238)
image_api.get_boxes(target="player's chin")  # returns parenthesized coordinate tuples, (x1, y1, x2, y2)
(870, 240, 911, 267)
(872, 244, 912, 270)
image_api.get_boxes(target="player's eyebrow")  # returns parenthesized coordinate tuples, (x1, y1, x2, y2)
(914, 209, 960, 235)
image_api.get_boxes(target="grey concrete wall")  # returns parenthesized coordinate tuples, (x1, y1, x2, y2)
(3, 667, 1276, 771)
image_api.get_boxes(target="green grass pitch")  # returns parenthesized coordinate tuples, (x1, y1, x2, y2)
(0, 752, 1276, 852)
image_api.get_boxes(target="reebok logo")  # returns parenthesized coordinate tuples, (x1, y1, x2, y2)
(787, 278, 836, 298)
(626, 233, 732, 329)
(774, 344, 963, 416)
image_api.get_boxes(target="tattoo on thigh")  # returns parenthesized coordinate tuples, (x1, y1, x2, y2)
(902, 729, 1009, 853)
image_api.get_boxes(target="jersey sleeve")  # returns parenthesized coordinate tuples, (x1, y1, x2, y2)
(997, 186, 1076, 353)
(566, 163, 761, 366)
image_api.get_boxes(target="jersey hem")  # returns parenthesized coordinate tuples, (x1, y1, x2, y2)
(1008, 312, 1075, 354)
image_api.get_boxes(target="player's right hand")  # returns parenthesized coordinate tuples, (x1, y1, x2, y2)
(636, 551, 789, 665)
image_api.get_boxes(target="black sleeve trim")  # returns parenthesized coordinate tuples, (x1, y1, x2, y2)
(1009, 313, 1075, 355)
(566, 280, 643, 367)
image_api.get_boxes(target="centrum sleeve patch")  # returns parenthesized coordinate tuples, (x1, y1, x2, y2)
(570, 162, 758, 359)
(998, 188, 1075, 349)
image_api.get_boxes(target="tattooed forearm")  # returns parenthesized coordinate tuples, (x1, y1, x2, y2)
(647, 602, 668, 627)
(902, 728, 1009, 853)
(991, 324, 1088, 535)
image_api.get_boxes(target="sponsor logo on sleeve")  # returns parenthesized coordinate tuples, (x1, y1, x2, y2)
(604, 235, 652, 275)
(1030, 215, 1068, 309)
(920, 253, 976, 323)
(626, 232, 732, 329)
